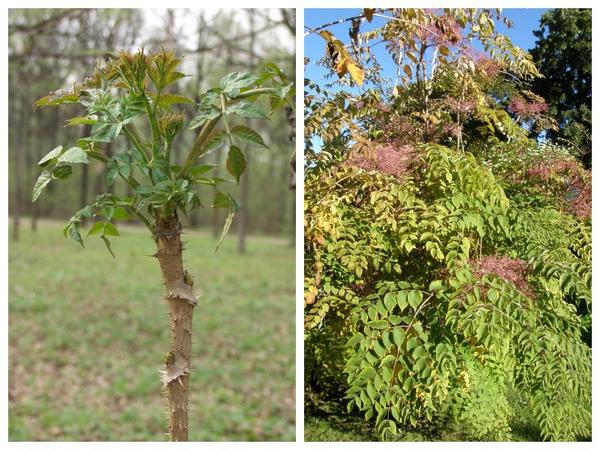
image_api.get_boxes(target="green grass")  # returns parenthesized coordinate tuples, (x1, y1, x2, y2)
(304, 402, 436, 442)
(304, 398, 543, 442)
(9, 220, 295, 441)
(304, 414, 540, 442)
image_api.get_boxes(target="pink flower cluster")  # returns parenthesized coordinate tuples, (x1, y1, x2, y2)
(471, 256, 534, 298)
(568, 177, 592, 219)
(475, 55, 501, 78)
(390, 10, 463, 46)
(443, 97, 476, 114)
(422, 11, 463, 45)
(508, 97, 548, 117)
(349, 143, 419, 180)
(526, 158, 592, 219)
(464, 49, 502, 78)
(442, 122, 462, 138)
(526, 159, 579, 182)
(380, 116, 420, 146)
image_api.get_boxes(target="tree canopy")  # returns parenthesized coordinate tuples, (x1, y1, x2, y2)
(530, 8, 592, 167)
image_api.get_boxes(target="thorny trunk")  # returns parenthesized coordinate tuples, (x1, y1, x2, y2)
(154, 214, 197, 441)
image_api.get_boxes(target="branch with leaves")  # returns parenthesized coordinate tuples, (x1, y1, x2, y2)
(33, 49, 294, 252)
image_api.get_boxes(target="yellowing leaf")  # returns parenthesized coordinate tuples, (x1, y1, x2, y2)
(439, 45, 450, 56)
(319, 30, 334, 42)
(346, 60, 365, 86)
(319, 31, 365, 85)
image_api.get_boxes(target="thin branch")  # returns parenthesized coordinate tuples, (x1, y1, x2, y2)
(123, 125, 150, 164)
(373, 13, 445, 41)
(179, 116, 221, 178)
(141, 92, 161, 147)
(128, 205, 153, 230)
(304, 15, 364, 37)
(8, 9, 87, 35)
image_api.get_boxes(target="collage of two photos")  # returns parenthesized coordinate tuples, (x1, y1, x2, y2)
(6, 5, 593, 444)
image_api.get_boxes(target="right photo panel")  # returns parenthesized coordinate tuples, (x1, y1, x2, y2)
(304, 8, 591, 442)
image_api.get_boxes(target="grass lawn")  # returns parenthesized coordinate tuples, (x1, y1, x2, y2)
(9, 220, 295, 441)
(304, 400, 542, 442)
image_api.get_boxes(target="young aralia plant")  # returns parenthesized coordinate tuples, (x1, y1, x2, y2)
(32, 49, 294, 441)
(304, 143, 591, 441)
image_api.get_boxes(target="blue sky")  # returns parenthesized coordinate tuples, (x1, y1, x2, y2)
(305, 8, 549, 91)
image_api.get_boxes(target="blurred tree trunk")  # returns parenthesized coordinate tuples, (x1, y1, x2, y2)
(273, 157, 287, 235)
(290, 188, 295, 248)
(288, 109, 296, 248)
(237, 10, 257, 254)
(31, 204, 39, 232)
(29, 128, 40, 230)
(190, 12, 207, 230)
(32, 104, 61, 231)
(12, 100, 24, 241)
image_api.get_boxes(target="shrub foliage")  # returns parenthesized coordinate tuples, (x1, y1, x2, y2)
(304, 8, 591, 441)
(305, 144, 591, 440)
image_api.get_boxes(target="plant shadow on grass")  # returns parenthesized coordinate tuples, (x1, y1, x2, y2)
(305, 401, 379, 442)
(305, 401, 445, 442)
(305, 396, 548, 442)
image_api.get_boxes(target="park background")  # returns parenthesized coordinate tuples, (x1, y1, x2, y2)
(8, 8, 296, 441)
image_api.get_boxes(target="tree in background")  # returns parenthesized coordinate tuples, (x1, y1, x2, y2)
(32, 49, 294, 440)
(9, 9, 295, 242)
(9, 9, 143, 238)
(530, 9, 592, 167)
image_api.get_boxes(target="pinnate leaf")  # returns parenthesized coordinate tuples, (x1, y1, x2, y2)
(226, 145, 246, 183)
(219, 72, 259, 97)
(231, 125, 268, 148)
(58, 147, 88, 164)
(32, 171, 52, 201)
(38, 146, 63, 166)
(226, 102, 268, 119)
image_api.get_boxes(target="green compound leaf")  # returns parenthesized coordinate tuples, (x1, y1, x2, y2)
(38, 145, 63, 166)
(32, 171, 52, 201)
(230, 125, 268, 149)
(226, 101, 268, 119)
(225, 145, 246, 184)
(219, 72, 259, 97)
(52, 165, 72, 180)
(58, 147, 88, 164)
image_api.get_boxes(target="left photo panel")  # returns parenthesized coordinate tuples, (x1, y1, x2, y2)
(8, 9, 296, 441)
